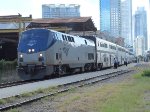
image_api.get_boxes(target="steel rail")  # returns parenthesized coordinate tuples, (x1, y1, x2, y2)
(0, 79, 44, 89)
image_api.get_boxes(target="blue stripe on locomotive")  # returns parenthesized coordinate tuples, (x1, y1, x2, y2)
(18, 29, 57, 53)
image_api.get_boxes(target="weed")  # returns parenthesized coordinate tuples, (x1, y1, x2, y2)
(0, 99, 6, 104)
(21, 92, 33, 97)
(8, 108, 21, 112)
(142, 70, 150, 77)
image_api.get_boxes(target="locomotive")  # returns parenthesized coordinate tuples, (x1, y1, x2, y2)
(17, 28, 134, 80)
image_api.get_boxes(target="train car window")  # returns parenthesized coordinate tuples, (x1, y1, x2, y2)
(100, 43, 107, 48)
(107, 57, 108, 61)
(109, 45, 111, 49)
(59, 53, 62, 60)
(103, 57, 108, 62)
(67, 36, 70, 42)
(109, 45, 116, 50)
(62, 35, 65, 40)
(104, 43, 108, 48)
(104, 57, 106, 62)
(118, 48, 122, 51)
(100, 43, 103, 47)
(65, 35, 68, 41)
(70, 37, 74, 42)
(85, 40, 87, 45)
(72, 37, 75, 42)
(65, 36, 74, 42)
(67, 36, 71, 42)
(70, 37, 72, 42)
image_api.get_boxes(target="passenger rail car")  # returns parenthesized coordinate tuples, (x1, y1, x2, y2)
(17, 28, 134, 80)
(82, 36, 132, 69)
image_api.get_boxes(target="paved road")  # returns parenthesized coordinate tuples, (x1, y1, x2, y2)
(0, 63, 137, 99)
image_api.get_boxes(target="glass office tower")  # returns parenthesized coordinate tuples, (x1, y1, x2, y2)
(42, 4, 80, 18)
(100, 0, 121, 37)
(121, 0, 132, 47)
(135, 7, 148, 50)
(100, 0, 111, 32)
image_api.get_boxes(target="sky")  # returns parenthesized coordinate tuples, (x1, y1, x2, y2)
(0, 0, 148, 30)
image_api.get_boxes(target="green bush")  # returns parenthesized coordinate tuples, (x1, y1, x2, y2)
(0, 59, 5, 70)
(0, 59, 17, 72)
(142, 70, 150, 77)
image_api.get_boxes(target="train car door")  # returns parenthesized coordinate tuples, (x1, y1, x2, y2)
(56, 52, 62, 64)
(110, 55, 111, 66)
(121, 56, 122, 65)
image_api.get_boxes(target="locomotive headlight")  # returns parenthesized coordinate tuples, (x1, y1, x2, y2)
(32, 49, 35, 52)
(20, 54, 23, 58)
(39, 53, 44, 62)
(40, 53, 43, 57)
(28, 49, 31, 52)
(19, 54, 23, 62)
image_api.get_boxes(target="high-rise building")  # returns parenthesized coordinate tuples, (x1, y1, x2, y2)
(134, 7, 148, 50)
(100, 0, 111, 32)
(100, 0, 121, 37)
(135, 36, 144, 56)
(121, 0, 132, 47)
(42, 4, 80, 18)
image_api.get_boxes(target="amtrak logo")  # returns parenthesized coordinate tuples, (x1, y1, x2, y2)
(27, 40, 37, 46)
(63, 47, 70, 56)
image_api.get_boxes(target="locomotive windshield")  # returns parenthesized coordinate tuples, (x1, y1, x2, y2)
(18, 29, 52, 53)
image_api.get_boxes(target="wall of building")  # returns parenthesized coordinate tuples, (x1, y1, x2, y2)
(100, 0, 121, 37)
(135, 36, 144, 56)
(42, 4, 80, 18)
(134, 7, 148, 50)
(121, 0, 133, 47)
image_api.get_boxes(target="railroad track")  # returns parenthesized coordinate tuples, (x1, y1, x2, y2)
(0, 79, 43, 89)
(0, 69, 133, 111)
(0, 80, 27, 89)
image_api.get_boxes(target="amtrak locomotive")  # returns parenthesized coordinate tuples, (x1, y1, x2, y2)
(17, 28, 134, 80)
